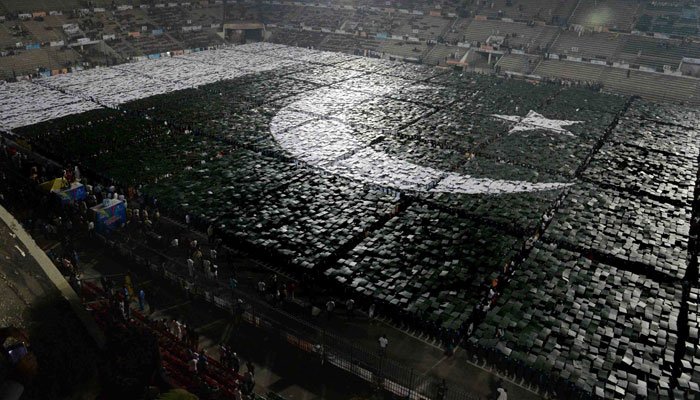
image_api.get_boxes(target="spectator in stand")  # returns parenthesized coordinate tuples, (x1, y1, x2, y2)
(193, 248, 203, 270)
(167, 319, 177, 337)
(179, 322, 187, 342)
(138, 289, 146, 312)
(124, 272, 134, 299)
(207, 224, 214, 244)
(203, 259, 211, 279)
(87, 220, 95, 238)
(101, 276, 110, 296)
(378, 334, 388, 355)
(288, 282, 295, 300)
(241, 371, 254, 395)
(198, 350, 208, 375)
(245, 360, 255, 375)
(188, 354, 198, 376)
(123, 295, 132, 319)
(346, 298, 355, 318)
(325, 300, 335, 320)
(231, 351, 240, 374)
(187, 258, 194, 278)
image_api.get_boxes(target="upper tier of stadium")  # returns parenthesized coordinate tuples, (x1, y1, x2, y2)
(0, 0, 699, 105)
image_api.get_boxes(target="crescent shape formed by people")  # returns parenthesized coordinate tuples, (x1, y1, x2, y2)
(270, 80, 575, 195)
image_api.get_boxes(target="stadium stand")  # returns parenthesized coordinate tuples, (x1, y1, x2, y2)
(569, 0, 640, 31)
(533, 58, 605, 81)
(149, 6, 193, 32)
(0, 47, 78, 79)
(479, 0, 578, 24)
(422, 43, 467, 65)
(379, 40, 427, 60)
(443, 18, 472, 44)
(549, 29, 625, 60)
(392, 15, 451, 40)
(600, 67, 700, 105)
(125, 34, 184, 57)
(635, 2, 700, 36)
(0, 0, 699, 106)
(268, 28, 326, 49)
(79, 281, 247, 399)
(318, 33, 382, 54)
(619, 35, 700, 71)
(495, 52, 540, 74)
(177, 30, 225, 50)
(460, 19, 558, 52)
(20, 17, 65, 42)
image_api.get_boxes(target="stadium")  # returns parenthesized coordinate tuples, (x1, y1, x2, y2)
(0, 0, 698, 399)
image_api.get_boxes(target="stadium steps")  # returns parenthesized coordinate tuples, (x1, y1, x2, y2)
(0, 49, 57, 78)
(619, 37, 700, 70)
(422, 44, 467, 66)
(443, 18, 473, 44)
(569, 0, 639, 30)
(495, 53, 540, 75)
(550, 30, 627, 60)
(48, 48, 81, 69)
(600, 68, 700, 106)
(532, 59, 605, 82)
(379, 41, 426, 59)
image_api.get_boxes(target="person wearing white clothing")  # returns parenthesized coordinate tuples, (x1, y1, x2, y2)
(203, 259, 211, 278)
(378, 334, 388, 355)
(496, 387, 507, 400)
(174, 320, 182, 339)
(188, 356, 198, 375)
(187, 258, 195, 278)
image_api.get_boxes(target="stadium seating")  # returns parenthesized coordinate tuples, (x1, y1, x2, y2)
(178, 30, 225, 50)
(460, 19, 557, 52)
(483, 0, 578, 23)
(533, 58, 605, 81)
(0, 48, 55, 79)
(635, 3, 700, 36)
(19, 18, 65, 42)
(550, 30, 625, 60)
(569, 0, 640, 30)
(268, 29, 326, 49)
(443, 18, 473, 44)
(600, 68, 700, 106)
(495, 53, 540, 74)
(80, 281, 244, 399)
(0, 1, 699, 109)
(319, 33, 382, 54)
(422, 44, 467, 66)
(619, 36, 700, 71)
(379, 40, 426, 59)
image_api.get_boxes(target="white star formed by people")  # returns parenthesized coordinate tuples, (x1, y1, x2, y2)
(492, 110, 583, 137)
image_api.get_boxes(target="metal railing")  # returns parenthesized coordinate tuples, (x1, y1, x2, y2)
(97, 228, 480, 400)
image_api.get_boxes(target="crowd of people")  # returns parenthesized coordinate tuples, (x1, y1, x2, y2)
(0, 82, 622, 400)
